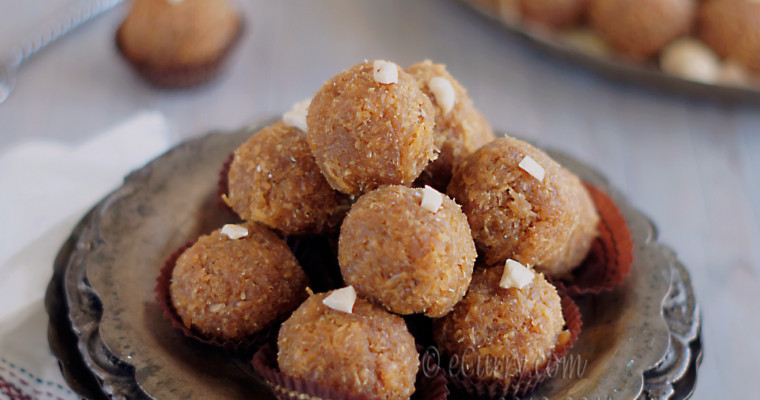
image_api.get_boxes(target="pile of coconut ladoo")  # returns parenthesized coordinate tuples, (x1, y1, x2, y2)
(160, 59, 611, 400)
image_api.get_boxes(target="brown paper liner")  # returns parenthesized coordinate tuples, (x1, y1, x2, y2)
(155, 239, 275, 353)
(552, 182, 634, 296)
(217, 152, 238, 216)
(442, 295, 582, 399)
(115, 19, 243, 88)
(252, 344, 448, 400)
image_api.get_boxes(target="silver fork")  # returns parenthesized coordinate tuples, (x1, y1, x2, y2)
(0, 0, 125, 104)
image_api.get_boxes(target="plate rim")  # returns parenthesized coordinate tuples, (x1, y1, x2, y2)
(458, 0, 760, 103)
(49, 127, 702, 399)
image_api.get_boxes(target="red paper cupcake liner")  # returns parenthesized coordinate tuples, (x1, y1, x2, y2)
(155, 239, 275, 353)
(552, 182, 634, 296)
(252, 344, 448, 400)
(115, 19, 244, 89)
(441, 295, 582, 399)
(217, 152, 239, 216)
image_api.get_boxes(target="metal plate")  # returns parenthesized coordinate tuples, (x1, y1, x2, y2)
(459, 0, 760, 103)
(46, 127, 702, 399)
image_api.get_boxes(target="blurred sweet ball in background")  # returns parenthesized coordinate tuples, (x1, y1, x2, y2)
(116, 0, 243, 87)
(464, 0, 760, 89)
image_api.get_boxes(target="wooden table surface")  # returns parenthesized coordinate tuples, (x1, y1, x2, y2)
(1, 1, 757, 399)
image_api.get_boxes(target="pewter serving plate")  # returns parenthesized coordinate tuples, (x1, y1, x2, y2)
(459, 0, 760, 103)
(46, 126, 702, 399)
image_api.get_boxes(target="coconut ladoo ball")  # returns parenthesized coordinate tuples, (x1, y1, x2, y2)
(588, 0, 696, 60)
(278, 290, 419, 400)
(306, 60, 437, 196)
(434, 266, 567, 382)
(226, 121, 350, 235)
(699, 0, 760, 72)
(338, 185, 476, 318)
(447, 136, 598, 277)
(520, 0, 590, 29)
(170, 223, 308, 342)
(407, 60, 495, 191)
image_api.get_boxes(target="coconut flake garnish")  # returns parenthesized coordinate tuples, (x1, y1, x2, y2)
(221, 224, 248, 240)
(519, 155, 545, 182)
(282, 98, 311, 132)
(500, 259, 535, 289)
(420, 185, 443, 213)
(428, 76, 456, 114)
(373, 60, 398, 84)
(322, 286, 357, 314)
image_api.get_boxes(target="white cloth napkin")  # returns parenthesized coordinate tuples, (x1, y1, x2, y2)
(0, 111, 173, 399)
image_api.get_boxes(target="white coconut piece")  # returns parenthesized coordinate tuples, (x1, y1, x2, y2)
(221, 224, 248, 240)
(322, 286, 357, 314)
(428, 76, 456, 114)
(282, 98, 311, 132)
(420, 185, 443, 213)
(500, 259, 535, 290)
(373, 60, 398, 84)
(519, 155, 545, 182)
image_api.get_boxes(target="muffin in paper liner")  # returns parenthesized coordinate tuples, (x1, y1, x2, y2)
(115, 21, 244, 89)
(440, 295, 582, 399)
(551, 182, 634, 296)
(251, 343, 449, 400)
(217, 152, 238, 216)
(155, 239, 277, 353)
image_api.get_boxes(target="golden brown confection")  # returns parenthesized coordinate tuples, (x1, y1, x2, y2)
(447, 136, 598, 277)
(306, 61, 437, 196)
(117, 0, 241, 86)
(278, 291, 419, 400)
(407, 60, 495, 191)
(170, 223, 308, 342)
(338, 185, 477, 317)
(521, 0, 589, 28)
(226, 121, 351, 235)
(699, 0, 760, 72)
(434, 267, 566, 382)
(588, 0, 695, 60)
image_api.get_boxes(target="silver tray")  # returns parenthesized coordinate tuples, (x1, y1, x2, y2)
(46, 127, 702, 399)
(459, 0, 760, 103)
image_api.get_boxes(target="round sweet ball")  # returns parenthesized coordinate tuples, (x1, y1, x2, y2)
(226, 121, 350, 235)
(339, 185, 477, 318)
(520, 0, 590, 29)
(588, 0, 696, 60)
(699, 0, 760, 72)
(278, 291, 419, 400)
(447, 136, 598, 277)
(170, 223, 308, 342)
(434, 266, 567, 382)
(406, 60, 495, 191)
(306, 60, 437, 196)
(659, 37, 720, 83)
(117, 0, 241, 85)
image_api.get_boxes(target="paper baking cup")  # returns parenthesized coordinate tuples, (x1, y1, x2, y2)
(552, 182, 634, 296)
(252, 344, 448, 400)
(115, 20, 243, 88)
(442, 295, 582, 399)
(155, 239, 276, 352)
